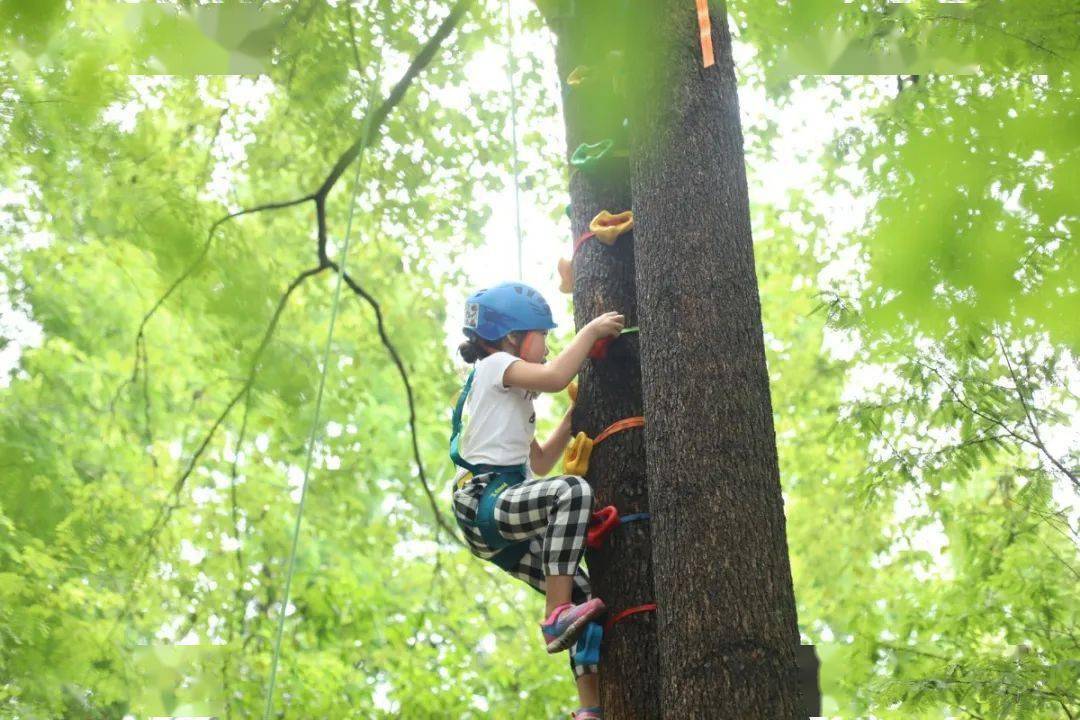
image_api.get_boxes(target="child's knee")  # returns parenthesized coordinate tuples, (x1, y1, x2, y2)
(560, 475, 593, 508)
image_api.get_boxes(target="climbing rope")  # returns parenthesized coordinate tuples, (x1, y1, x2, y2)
(503, 0, 523, 280)
(261, 96, 376, 720)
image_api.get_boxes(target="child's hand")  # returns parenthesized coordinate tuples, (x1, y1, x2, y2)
(586, 311, 624, 340)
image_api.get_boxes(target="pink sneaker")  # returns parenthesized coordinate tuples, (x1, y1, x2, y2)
(540, 598, 606, 653)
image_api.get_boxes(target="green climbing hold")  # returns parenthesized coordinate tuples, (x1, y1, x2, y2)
(565, 203, 572, 219)
(570, 139, 616, 174)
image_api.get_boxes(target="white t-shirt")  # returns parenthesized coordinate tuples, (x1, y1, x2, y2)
(454, 351, 539, 483)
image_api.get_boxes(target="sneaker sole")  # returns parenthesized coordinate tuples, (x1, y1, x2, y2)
(544, 602, 605, 653)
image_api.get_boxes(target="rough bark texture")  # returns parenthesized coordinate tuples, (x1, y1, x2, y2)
(545, 2, 661, 717)
(627, 1, 804, 718)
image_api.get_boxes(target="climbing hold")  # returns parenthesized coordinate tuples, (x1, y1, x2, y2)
(587, 326, 639, 361)
(570, 140, 615, 175)
(564, 203, 572, 219)
(558, 257, 574, 294)
(589, 210, 634, 245)
(586, 505, 620, 549)
(588, 336, 614, 361)
(563, 431, 594, 475)
(566, 65, 591, 87)
(586, 505, 650, 549)
(604, 603, 657, 633)
(573, 621, 604, 665)
(567, 381, 578, 404)
(563, 416, 644, 475)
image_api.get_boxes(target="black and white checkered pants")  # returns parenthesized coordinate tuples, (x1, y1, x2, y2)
(452, 473, 598, 678)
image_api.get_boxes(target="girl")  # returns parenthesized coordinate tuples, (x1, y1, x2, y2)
(449, 281, 624, 720)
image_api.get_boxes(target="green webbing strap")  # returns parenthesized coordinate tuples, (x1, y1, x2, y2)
(449, 368, 526, 478)
(449, 368, 482, 475)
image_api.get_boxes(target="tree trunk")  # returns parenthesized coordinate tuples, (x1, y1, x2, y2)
(546, 2, 661, 717)
(628, 1, 804, 718)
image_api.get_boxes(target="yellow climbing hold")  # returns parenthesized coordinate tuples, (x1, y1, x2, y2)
(563, 432, 594, 475)
(558, 257, 574, 294)
(566, 65, 591, 86)
(567, 381, 578, 404)
(589, 210, 634, 245)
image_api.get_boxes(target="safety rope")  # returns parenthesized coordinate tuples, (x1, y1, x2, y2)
(261, 98, 375, 720)
(504, 0, 523, 280)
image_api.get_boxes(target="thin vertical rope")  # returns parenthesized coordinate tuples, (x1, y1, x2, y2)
(261, 123, 369, 720)
(504, 0, 523, 281)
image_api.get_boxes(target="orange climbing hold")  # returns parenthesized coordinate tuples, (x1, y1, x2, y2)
(557, 257, 574, 293)
(589, 210, 634, 245)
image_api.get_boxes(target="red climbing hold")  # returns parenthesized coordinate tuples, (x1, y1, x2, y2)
(588, 335, 614, 360)
(587, 505, 620, 549)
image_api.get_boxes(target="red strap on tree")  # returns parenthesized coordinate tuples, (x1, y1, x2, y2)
(605, 603, 658, 632)
(573, 231, 596, 256)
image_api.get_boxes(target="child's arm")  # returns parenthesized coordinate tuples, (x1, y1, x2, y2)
(529, 406, 574, 476)
(504, 312, 624, 393)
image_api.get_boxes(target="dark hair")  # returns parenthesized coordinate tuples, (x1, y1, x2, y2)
(458, 331, 523, 364)
(458, 336, 489, 364)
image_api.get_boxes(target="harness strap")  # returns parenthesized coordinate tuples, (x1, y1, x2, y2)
(450, 369, 530, 567)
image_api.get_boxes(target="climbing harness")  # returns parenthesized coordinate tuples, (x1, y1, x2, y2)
(449, 367, 533, 571)
(563, 415, 644, 475)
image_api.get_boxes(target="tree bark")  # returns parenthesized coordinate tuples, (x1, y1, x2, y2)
(628, 1, 804, 718)
(547, 2, 661, 717)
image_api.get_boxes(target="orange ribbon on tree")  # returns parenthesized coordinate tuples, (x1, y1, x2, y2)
(695, 0, 715, 68)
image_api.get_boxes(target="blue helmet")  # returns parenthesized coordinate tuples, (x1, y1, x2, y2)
(463, 282, 556, 342)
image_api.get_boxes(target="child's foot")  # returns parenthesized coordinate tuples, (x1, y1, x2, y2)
(571, 707, 603, 720)
(540, 598, 606, 653)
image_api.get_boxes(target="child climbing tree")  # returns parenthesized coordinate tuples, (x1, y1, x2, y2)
(540, 0, 807, 716)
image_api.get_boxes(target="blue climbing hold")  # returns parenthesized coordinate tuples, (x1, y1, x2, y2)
(573, 621, 604, 666)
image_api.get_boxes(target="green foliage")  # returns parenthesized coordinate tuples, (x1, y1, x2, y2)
(1, 1, 1076, 719)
